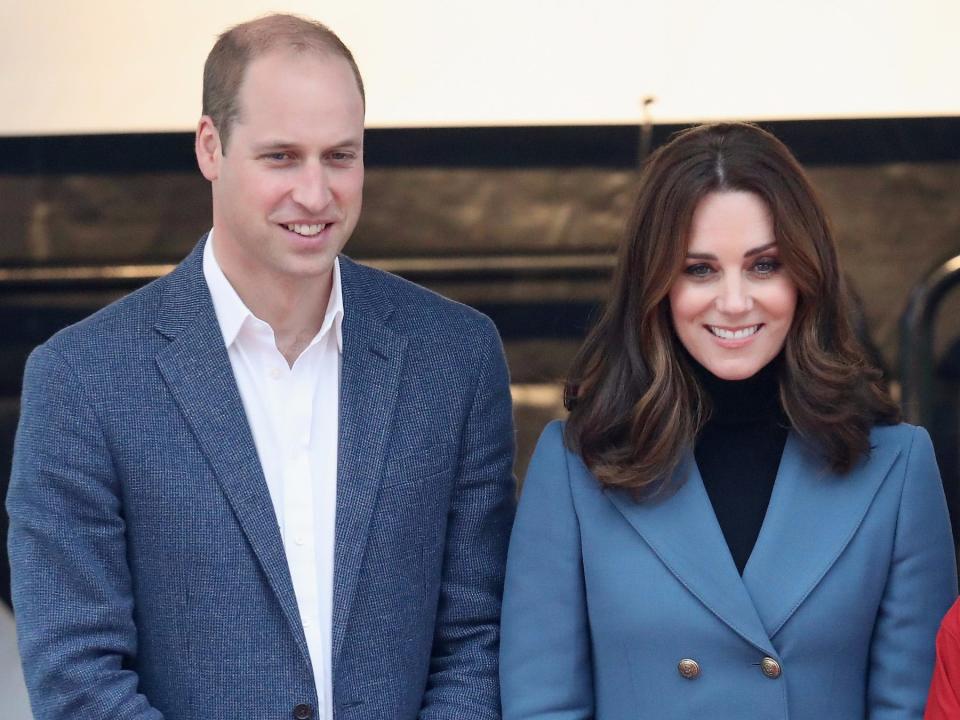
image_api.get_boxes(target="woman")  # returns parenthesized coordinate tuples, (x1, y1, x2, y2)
(500, 123, 957, 719)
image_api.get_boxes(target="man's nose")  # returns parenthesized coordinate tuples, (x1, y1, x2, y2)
(715, 275, 753, 314)
(291, 162, 332, 212)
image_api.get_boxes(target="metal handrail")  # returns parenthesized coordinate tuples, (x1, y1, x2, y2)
(899, 254, 960, 424)
(0, 253, 616, 290)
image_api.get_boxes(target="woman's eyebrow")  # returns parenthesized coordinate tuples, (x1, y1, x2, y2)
(684, 242, 777, 261)
(743, 242, 778, 257)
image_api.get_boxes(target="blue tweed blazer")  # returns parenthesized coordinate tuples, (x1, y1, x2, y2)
(7, 238, 516, 719)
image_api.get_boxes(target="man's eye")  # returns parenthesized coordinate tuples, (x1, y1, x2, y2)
(265, 152, 290, 161)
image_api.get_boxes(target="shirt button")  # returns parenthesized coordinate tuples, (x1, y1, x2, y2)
(269, 367, 282, 380)
(292, 704, 313, 720)
(302, 617, 311, 628)
(760, 656, 782, 679)
(677, 658, 700, 679)
(295, 535, 305, 546)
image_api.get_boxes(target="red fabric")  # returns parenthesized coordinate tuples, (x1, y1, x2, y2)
(927, 598, 960, 719)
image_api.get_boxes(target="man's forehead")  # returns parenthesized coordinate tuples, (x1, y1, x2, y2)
(229, 48, 365, 143)
(238, 48, 361, 102)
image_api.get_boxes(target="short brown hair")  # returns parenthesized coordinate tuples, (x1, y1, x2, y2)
(202, 13, 365, 152)
(565, 122, 898, 497)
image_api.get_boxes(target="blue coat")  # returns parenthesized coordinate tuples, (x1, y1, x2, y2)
(501, 420, 957, 719)
(7, 239, 516, 720)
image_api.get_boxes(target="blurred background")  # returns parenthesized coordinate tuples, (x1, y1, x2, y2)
(2, 1, 959, 715)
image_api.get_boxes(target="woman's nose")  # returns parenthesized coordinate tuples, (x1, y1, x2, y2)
(715, 275, 753, 315)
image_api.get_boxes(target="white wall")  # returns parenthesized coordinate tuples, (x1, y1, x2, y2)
(1, 0, 957, 135)
(0, 603, 30, 720)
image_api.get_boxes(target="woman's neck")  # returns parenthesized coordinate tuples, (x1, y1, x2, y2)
(691, 355, 786, 426)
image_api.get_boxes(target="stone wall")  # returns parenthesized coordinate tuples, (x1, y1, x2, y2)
(0, 159, 959, 480)
(3, 161, 959, 373)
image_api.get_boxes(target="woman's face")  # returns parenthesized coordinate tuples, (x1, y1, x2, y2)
(668, 191, 797, 381)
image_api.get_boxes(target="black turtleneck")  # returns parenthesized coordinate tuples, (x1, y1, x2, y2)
(692, 358, 789, 575)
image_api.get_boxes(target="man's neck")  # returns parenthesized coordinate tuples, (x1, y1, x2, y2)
(250, 281, 331, 366)
(215, 249, 334, 366)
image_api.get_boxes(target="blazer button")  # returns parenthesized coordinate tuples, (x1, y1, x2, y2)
(677, 658, 701, 679)
(292, 704, 313, 719)
(760, 657, 782, 679)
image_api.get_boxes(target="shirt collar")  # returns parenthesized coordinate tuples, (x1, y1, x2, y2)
(202, 230, 344, 353)
(322, 256, 345, 353)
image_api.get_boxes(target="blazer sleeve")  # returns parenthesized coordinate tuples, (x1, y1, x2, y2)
(6, 343, 164, 720)
(420, 318, 517, 720)
(868, 426, 958, 719)
(500, 421, 594, 720)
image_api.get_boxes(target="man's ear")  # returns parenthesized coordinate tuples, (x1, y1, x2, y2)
(195, 116, 222, 181)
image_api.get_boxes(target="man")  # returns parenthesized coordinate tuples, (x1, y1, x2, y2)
(7, 14, 515, 720)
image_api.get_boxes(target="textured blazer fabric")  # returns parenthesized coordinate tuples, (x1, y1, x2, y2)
(7, 237, 516, 720)
(500, 420, 957, 720)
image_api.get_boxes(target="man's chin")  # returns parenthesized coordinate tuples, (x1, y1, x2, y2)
(273, 253, 341, 280)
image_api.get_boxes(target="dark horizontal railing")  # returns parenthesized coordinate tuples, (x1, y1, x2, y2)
(2, 116, 958, 174)
(0, 253, 615, 289)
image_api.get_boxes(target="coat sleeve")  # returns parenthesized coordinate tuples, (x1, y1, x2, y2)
(6, 343, 164, 720)
(868, 426, 958, 719)
(419, 318, 517, 720)
(500, 421, 594, 719)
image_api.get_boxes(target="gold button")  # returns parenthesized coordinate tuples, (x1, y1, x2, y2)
(678, 658, 700, 679)
(760, 656, 781, 679)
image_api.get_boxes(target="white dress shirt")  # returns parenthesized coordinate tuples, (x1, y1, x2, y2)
(203, 233, 340, 718)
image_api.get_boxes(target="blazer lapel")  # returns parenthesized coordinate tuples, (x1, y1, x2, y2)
(606, 457, 776, 656)
(331, 258, 407, 669)
(153, 240, 311, 668)
(743, 431, 900, 637)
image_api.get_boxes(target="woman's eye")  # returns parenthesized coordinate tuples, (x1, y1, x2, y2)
(752, 257, 781, 275)
(684, 263, 713, 278)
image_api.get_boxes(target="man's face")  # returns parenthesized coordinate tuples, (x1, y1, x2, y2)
(196, 49, 365, 292)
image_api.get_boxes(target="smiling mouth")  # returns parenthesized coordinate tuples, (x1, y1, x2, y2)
(707, 324, 761, 340)
(283, 223, 328, 237)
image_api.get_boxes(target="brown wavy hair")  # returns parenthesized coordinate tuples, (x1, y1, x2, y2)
(564, 122, 899, 497)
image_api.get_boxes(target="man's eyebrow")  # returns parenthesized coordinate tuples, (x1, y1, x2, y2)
(684, 242, 778, 260)
(252, 140, 296, 152)
(328, 138, 364, 151)
(252, 138, 363, 152)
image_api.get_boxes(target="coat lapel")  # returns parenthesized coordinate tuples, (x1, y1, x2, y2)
(606, 457, 777, 655)
(153, 239, 312, 668)
(331, 258, 407, 669)
(743, 431, 900, 637)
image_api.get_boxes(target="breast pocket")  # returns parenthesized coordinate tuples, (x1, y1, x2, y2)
(381, 443, 454, 488)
